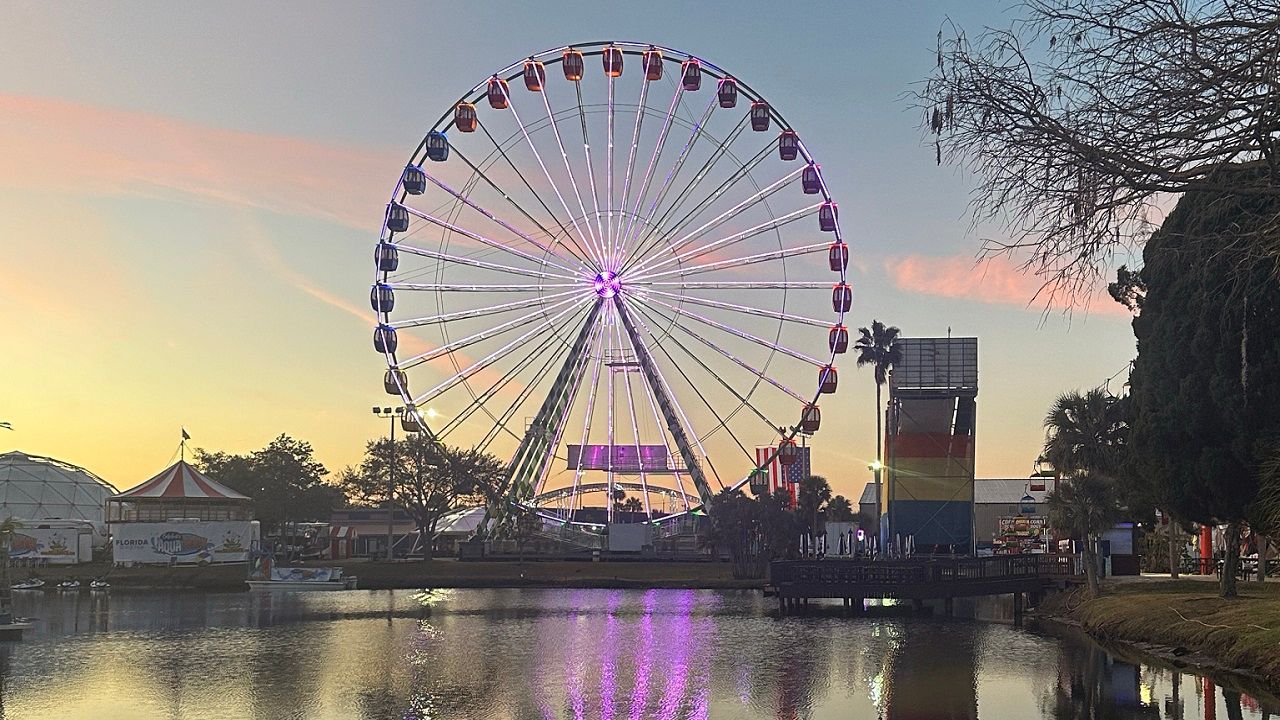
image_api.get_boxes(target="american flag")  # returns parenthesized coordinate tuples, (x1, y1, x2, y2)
(754, 446, 808, 509)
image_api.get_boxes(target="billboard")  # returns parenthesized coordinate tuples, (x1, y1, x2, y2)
(8, 524, 93, 564)
(111, 520, 261, 565)
(566, 444, 670, 472)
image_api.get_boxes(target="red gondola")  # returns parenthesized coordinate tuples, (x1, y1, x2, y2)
(383, 368, 407, 396)
(454, 102, 478, 133)
(829, 325, 849, 354)
(681, 58, 701, 90)
(750, 100, 771, 131)
(802, 163, 822, 194)
(374, 325, 398, 353)
(819, 365, 838, 394)
(832, 282, 852, 313)
(425, 131, 449, 162)
(778, 438, 798, 466)
(643, 47, 663, 80)
(563, 48, 584, 81)
(375, 242, 399, 272)
(717, 77, 738, 108)
(524, 59, 546, 91)
(487, 76, 510, 109)
(603, 45, 623, 77)
(819, 201, 838, 232)
(386, 202, 409, 233)
(800, 404, 821, 434)
(370, 283, 394, 313)
(778, 130, 799, 161)
(828, 242, 848, 272)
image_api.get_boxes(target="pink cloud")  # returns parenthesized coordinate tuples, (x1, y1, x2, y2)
(0, 94, 400, 230)
(885, 254, 1131, 318)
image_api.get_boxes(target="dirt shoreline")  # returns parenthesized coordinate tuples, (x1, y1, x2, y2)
(1034, 579, 1280, 694)
(13, 558, 764, 591)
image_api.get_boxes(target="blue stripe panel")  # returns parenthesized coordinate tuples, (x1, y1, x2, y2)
(886, 500, 971, 549)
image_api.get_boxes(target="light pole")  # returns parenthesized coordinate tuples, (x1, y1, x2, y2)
(372, 406, 403, 562)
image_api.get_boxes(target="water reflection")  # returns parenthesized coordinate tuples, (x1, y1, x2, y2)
(0, 589, 1271, 719)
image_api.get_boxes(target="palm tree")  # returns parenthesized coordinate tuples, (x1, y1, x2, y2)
(1042, 388, 1127, 598)
(854, 321, 901, 533)
(827, 495, 854, 522)
(797, 475, 832, 534)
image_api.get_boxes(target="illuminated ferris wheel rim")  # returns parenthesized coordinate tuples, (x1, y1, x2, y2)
(373, 40, 851, 528)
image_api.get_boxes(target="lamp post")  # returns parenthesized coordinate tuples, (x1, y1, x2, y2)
(372, 406, 403, 562)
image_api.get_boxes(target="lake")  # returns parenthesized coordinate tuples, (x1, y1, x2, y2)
(0, 588, 1273, 719)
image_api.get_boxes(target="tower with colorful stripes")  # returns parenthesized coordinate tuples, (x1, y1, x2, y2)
(884, 337, 977, 553)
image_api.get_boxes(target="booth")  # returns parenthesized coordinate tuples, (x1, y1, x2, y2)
(107, 460, 258, 565)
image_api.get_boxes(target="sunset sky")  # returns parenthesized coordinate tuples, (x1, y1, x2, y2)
(0, 2, 1138, 501)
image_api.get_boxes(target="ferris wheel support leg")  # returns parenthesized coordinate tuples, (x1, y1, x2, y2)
(489, 299, 604, 537)
(612, 297, 715, 507)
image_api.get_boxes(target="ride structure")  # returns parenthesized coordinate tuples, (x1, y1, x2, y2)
(371, 41, 851, 537)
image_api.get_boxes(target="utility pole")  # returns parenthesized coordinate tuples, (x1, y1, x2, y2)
(372, 406, 403, 561)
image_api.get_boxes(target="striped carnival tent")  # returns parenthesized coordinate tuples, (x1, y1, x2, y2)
(107, 460, 253, 523)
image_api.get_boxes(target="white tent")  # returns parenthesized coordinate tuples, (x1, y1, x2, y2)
(0, 451, 118, 543)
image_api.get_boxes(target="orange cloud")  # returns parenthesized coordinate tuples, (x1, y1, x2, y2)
(0, 93, 399, 230)
(885, 254, 1131, 318)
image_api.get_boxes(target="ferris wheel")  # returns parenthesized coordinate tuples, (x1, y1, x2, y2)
(372, 41, 850, 529)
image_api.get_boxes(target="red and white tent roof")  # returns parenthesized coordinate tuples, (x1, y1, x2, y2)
(111, 460, 251, 501)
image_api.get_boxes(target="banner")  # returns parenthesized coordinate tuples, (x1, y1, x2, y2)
(111, 521, 260, 565)
(9, 527, 91, 564)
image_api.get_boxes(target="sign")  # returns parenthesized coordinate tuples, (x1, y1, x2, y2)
(111, 520, 261, 565)
(994, 515, 1048, 555)
(9, 526, 91, 564)
(566, 444, 670, 472)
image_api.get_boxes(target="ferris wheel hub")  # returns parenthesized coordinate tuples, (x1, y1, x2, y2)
(592, 271, 621, 299)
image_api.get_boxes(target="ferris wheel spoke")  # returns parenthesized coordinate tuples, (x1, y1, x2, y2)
(437, 326, 565, 442)
(632, 241, 828, 282)
(630, 203, 821, 279)
(622, 93, 718, 261)
(498, 93, 602, 267)
(638, 288, 830, 329)
(609, 304, 653, 517)
(571, 82, 607, 257)
(451, 143, 595, 267)
(397, 293, 588, 370)
(417, 170, 589, 275)
(612, 71, 652, 265)
(389, 282, 582, 292)
(396, 204, 585, 279)
(634, 350, 692, 513)
(568, 318, 609, 511)
(642, 296, 826, 367)
(644, 281, 832, 290)
(613, 298, 721, 497)
(390, 241, 581, 283)
(622, 115, 753, 268)
(628, 302, 756, 474)
(634, 296, 806, 405)
(617, 82, 687, 266)
(626, 166, 802, 275)
(630, 300, 784, 439)
(532, 82, 606, 262)
(390, 288, 583, 330)
(411, 298, 595, 407)
(529, 319, 603, 498)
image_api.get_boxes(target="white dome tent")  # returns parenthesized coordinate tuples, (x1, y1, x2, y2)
(0, 451, 118, 542)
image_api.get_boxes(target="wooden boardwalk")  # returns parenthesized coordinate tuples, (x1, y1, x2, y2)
(768, 554, 1077, 617)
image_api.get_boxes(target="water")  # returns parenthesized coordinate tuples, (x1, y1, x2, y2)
(0, 588, 1273, 719)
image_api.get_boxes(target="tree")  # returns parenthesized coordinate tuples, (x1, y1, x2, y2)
(918, 1, 1280, 300)
(1123, 169, 1280, 598)
(1042, 389, 1127, 598)
(827, 495, 854, 523)
(796, 475, 832, 534)
(196, 434, 341, 534)
(620, 497, 645, 515)
(707, 489, 762, 579)
(854, 320, 901, 532)
(341, 436, 502, 559)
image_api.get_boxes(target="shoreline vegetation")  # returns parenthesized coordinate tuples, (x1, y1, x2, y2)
(1038, 578, 1280, 691)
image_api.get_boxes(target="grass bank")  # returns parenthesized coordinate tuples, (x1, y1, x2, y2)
(1045, 579, 1280, 688)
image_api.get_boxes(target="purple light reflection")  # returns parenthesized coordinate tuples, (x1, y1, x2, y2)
(628, 590, 658, 720)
